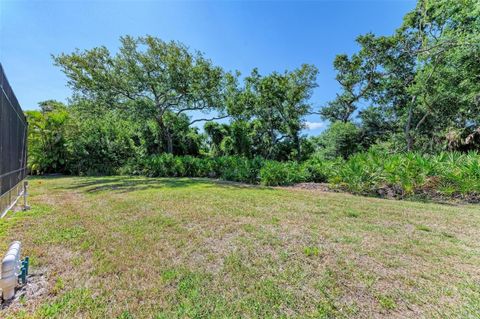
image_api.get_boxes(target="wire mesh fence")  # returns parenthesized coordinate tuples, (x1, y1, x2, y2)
(0, 63, 28, 216)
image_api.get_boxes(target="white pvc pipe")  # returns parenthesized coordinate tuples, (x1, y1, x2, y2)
(0, 241, 21, 300)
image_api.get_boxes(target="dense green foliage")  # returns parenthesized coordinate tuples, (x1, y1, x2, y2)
(26, 0, 480, 201)
(322, 0, 480, 153)
(26, 101, 69, 174)
(54, 36, 230, 155)
(120, 151, 480, 201)
(331, 151, 480, 200)
(135, 154, 265, 184)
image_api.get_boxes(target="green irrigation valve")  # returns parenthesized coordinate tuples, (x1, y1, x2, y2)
(19, 256, 29, 285)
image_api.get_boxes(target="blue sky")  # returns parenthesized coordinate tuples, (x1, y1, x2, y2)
(0, 0, 415, 135)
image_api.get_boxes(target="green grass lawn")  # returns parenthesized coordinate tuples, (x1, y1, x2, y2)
(1, 176, 479, 318)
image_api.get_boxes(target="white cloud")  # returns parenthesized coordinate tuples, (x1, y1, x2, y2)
(305, 121, 327, 130)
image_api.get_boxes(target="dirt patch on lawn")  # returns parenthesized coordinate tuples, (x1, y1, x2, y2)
(285, 182, 335, 192)
(0, 267, 49, 311)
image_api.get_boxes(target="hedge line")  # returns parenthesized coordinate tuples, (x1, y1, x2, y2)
(123, 151, 480, 201)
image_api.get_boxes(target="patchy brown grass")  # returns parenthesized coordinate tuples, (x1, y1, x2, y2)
(0, 176, 479, 318)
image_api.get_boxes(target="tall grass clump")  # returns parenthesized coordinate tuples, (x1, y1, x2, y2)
(329, 151, 480, 200)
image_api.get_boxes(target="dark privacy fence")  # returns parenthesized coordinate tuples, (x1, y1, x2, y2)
(0, 63, 27, 214)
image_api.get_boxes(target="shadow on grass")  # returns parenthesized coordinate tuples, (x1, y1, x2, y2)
(60, 176, 269, 194)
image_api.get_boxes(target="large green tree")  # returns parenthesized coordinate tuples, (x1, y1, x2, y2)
(321, 0, 480, 152)
(404, 0, 480, 151)
(54, 35, 232, 154)
(238, 65, 318, 159)
(320, 34, 382, 123)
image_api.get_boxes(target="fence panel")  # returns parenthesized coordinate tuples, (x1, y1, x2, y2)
(0, 63, 28, 215)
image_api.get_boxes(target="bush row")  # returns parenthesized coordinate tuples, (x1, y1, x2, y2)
(123, 151, 480, 201)
(130, 155, 265, 184)
(331, 151, 480, 200)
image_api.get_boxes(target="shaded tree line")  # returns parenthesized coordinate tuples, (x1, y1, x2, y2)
(27, 0, 480, 175)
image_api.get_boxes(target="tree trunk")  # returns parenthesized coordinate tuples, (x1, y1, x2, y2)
(405, 107, 413, 151)
(293, 132, 301, 161)
(157, 118, 165, 153)
(268, 106, 275, 159)
(165, 129, 173, 154)
(269, 127, 275, 159)
(405, 96, 417, 151)
(156, 116, 173, 154)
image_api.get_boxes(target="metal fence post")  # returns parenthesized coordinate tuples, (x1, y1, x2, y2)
(23, 180, 30, 211)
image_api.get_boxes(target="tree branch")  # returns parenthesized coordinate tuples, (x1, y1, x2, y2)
(415, 111, 429, 131)
(189, 115, 229, 125)
(176, 107, 200, 115)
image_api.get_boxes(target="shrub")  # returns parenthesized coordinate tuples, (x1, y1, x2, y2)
(66, 114, 139, 176)
(302, 156, 343, 183)
(314, 121, 363, 159)
(26, 103, 70, 175)
(123, 151, 480, 201)
(328, 150, 480, 200)
(136, 155, 263, 184)
(218, 156, 264, 183)
(259, 161, 307, 186)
